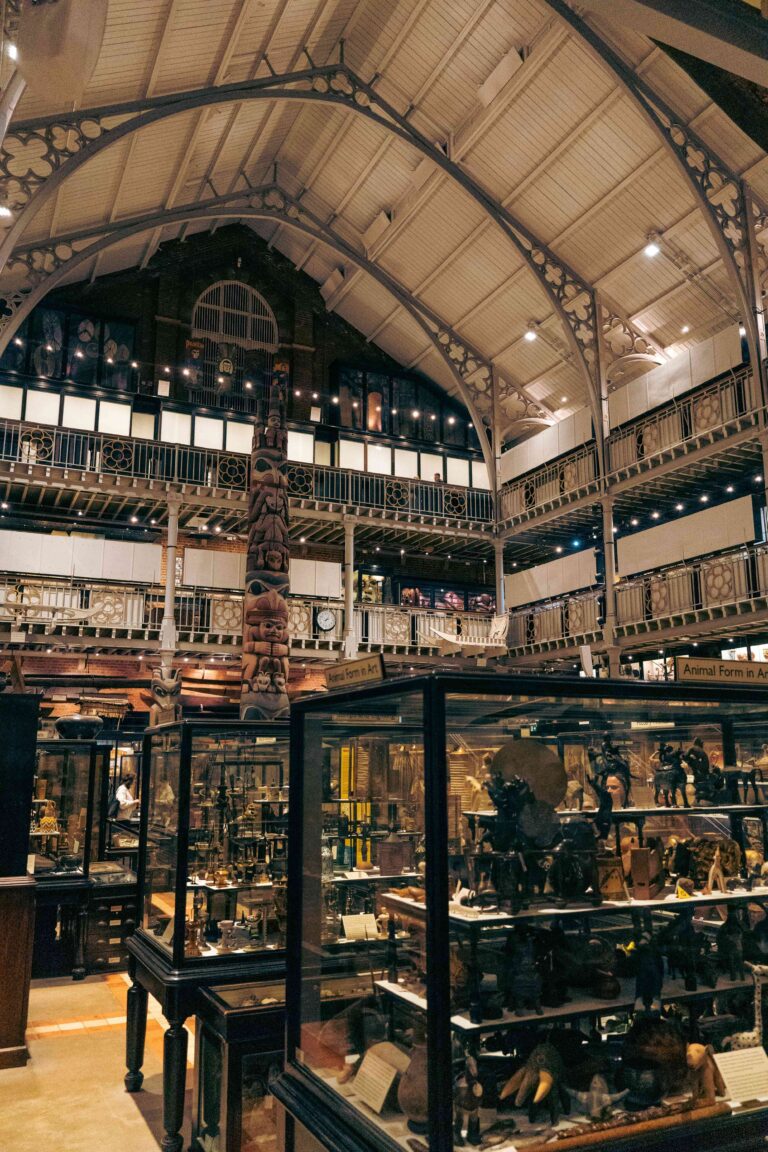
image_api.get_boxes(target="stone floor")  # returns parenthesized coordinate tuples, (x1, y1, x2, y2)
(0, 973, 194, 1152)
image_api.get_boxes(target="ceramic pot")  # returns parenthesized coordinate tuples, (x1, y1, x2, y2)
(398, 1038, 429, 1132)
(55, 714, 103, 740)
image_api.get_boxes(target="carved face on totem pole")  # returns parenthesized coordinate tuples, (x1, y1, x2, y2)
(141, 666, 182, 727)
(241, 369, 291, 720)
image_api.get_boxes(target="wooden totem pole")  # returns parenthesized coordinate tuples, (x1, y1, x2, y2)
(241, 363, 290, 720)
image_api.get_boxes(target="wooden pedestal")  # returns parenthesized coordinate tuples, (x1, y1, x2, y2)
(0, 874, 36, 1068)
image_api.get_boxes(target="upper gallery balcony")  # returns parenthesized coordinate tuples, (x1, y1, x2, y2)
(0, 417, 494, 530)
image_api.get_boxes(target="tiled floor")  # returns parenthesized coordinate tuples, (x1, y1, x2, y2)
(0, 973, 194, 1152)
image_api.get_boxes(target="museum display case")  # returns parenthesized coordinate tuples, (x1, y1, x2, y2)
(29, 740, 109, 881)
(136, 720, 290, 971)
(277, 673, 768, 1152)
(30, 738, 117, 980)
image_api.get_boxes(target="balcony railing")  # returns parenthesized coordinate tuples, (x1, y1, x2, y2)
(606, 367, 760, 480)
(615, 542, 768, 633)
(0, 418, 494, 524)
(498, 444, 599, 524)
(0, 574, 498, 654)
(507, 591, 602, 651)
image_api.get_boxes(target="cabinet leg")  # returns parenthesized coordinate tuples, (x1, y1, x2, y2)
(72, 904, 88, 981)
(124, 980, 148, 1092)
(161, 1018, 189, 1152)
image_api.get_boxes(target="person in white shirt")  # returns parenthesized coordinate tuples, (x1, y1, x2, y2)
(116, 773, 140, 818)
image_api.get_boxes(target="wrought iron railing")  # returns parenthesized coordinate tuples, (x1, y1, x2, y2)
(606, 367, 760, 478)
(507, 591, 602, 649)
(0, 574, 498, 652)
(0, 418, 494, 522)
(498, 444, 599, 523)
(615, 542, 768, 630)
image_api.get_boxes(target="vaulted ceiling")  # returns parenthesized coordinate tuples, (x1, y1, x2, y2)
(1, 0, 766, 447)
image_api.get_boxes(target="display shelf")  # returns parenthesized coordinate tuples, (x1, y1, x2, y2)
(375, 973, 753, 1035)
(382, 885, 768, 930)
(467, 802, 768, 821)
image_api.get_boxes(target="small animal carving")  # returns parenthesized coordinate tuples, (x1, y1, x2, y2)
(500, 1042, 570, 1125)
(568, 1073, 628, 1121)
(721, 964, 765, 1050)
(686, 1043, 726, 1106)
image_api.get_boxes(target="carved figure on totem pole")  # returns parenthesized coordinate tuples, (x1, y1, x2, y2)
(241, 366, 290, 720)
(142, 666, 182, 727)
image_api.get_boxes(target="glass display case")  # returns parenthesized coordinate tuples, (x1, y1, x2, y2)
(137, 720, 289, 971)
(29, 740, 110, 881)
(280, 673, 768, 1152)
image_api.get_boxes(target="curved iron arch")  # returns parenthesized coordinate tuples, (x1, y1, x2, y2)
(0, 63, 605, 426)
(0, 190, 517, 483)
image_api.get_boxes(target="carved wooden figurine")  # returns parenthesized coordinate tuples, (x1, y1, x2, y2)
(686, 1043, 726, 1106)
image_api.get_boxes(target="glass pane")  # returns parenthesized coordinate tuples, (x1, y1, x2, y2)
(296, 690, 431, 1147)
(102, 319, 135, 391)
(445, 684, 768, 1146)
(67, 313, 102, 384)
(142, 728, 182, 950)
(31, 744, 92, 877)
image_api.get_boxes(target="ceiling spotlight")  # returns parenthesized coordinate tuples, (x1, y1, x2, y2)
(400, 549, 405, 555)
(300, 536, 306, 543)
(555, 545, 563, 554)
(681, 324, 690, 334)
(739, 324, 747, 337)
(675, 503, 684, 511)
(138, 654, 143, 661)
(130, 515, 138, 524)
(13, 337, 22, 347)
(213, 525, 221, 533)
(7, 42, 18, 62)
(411, 410, 420, 419)
(572, 539, 580, 547)
(391, 408, 398, 415)
(756, 475, 763, 483)
(75, 349, 84, 358)
(630, 517, 639, 526)
(560, 396, 568, 404)
(523, 324, 538, 342)
(163, 366, 171, 374)
(699, 494, 709, 503)
(46, 647, 52, 654)
(1, 501, 8, 510)
(448, 416, 456, 426)
(331, 396, 339, 404)
(45, 343, 53, 352)
(693, 642, 698, 647)
(150, 518, 156, 525)
(244, 381, 252, 389)
(651, 511, 660, 519)
(726, 485, 734, 494)
(644, 235, 661, 258)
(182, 367, 190, 377)
(77, 510, 82, 517)
(295, 389, 301, 397)
(312, 392, 318, 399)
(200, 524, 208, 532)
(0, 205, 12, 219)
(106, 356, 114, 365)
(131, 361, 138, 369)
(217, 376, 224, 384)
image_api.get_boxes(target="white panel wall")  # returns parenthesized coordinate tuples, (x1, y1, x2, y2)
(368, 443, 392, 475)
(25, 390, 60, 426)
(608, 324, 743, 429)
(420, 452, 443, 481)
(98, 401, 131, 435)
(0, 385, 22, 420)
(446, 457, 469, 486)
(62, 395, 96, 431)
(394, 448, 419, 478)
(194, 416, 224, 450)
(0, 530, 162, 581)
(132, 411, 155, 440)
(499, 408, 592, 485)
(617, 496, 755, 576)
(339, 439, 365, 471)
(505, 550, 597, 608)
(287, 430, 314, 463)
(289, 558, 342, 598)
(183, 547, 245, 589)
(226, 421, 253, 454)
(160, 410, 191, 444)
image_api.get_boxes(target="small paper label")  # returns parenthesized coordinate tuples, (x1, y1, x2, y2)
(714, 1046, 768, 1103)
